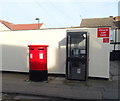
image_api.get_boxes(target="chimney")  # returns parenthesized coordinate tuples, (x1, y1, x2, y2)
(109, 16, 113, 18)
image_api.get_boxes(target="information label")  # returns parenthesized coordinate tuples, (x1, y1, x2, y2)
(98, 28, 109, 37)
(103, 38, 109, 43)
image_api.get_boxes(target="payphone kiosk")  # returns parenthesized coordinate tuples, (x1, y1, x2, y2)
(66, 31, 88, 81)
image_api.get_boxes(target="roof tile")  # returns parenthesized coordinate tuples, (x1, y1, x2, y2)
(0, 20, 43, 30)
(80, 17, 117, 29)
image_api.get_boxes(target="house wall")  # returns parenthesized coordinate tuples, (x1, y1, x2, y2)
(114, 29, 120, 50)
(110, 29, 120, 51)
(0, 28, 110, 78)
(0, 22, 10, 31)
(110, 30, 115, 52)
(118, 29, 120, 50)
(89, 29, 110, 78)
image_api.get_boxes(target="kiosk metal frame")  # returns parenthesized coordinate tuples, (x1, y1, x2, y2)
(66, 31, 89, 81)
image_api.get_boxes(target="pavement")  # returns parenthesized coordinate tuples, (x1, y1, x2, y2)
(2, 61, 120, 100)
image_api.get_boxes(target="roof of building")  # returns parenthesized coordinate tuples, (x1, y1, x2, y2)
(80, 16, 119, 29)
(0, 20, 43, 31)
(114, 16, 120, 21)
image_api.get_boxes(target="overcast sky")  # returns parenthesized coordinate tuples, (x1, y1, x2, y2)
(0, 0, 119, 28)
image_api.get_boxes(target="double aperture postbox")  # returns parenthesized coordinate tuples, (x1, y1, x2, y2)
(28, 45, 48, 81)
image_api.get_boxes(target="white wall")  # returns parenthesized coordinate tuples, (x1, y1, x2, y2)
(89, 29, 110, 78)
(0, 22, 10, 31)
(0, 28, 110, 78)
(1, 29, 66, 73)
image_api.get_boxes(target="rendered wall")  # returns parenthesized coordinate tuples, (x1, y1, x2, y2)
(1, 29, 66, 73)
(88, 29, 110, 78)
(0, 28, 110, 78)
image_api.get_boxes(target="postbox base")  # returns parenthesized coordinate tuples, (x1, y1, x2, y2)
(29, 70, 48, 82)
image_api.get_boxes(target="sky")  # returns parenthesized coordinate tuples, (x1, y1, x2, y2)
(0, 0, 119, 28)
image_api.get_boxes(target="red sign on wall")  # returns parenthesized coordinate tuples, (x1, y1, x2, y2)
(97, 28, 109, 37)
(103, 38, 109, 43)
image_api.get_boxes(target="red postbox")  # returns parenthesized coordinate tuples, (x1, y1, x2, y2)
(28, 45, 48, 81)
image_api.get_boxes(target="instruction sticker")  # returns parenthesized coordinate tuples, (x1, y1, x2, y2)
(98, 28, 109, 37)
(39, 53, 43, 59)
(30, 54, 33, 59)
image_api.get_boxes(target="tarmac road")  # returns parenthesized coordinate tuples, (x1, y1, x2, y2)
(1, 61, 120, 100)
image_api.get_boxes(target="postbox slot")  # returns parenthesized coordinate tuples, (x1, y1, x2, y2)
(31, 49, 34, 50)
(38, 49, 44, 50)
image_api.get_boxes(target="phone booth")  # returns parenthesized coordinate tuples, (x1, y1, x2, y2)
(28, 45, 48, 81)
(66, 31, 88, 81)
